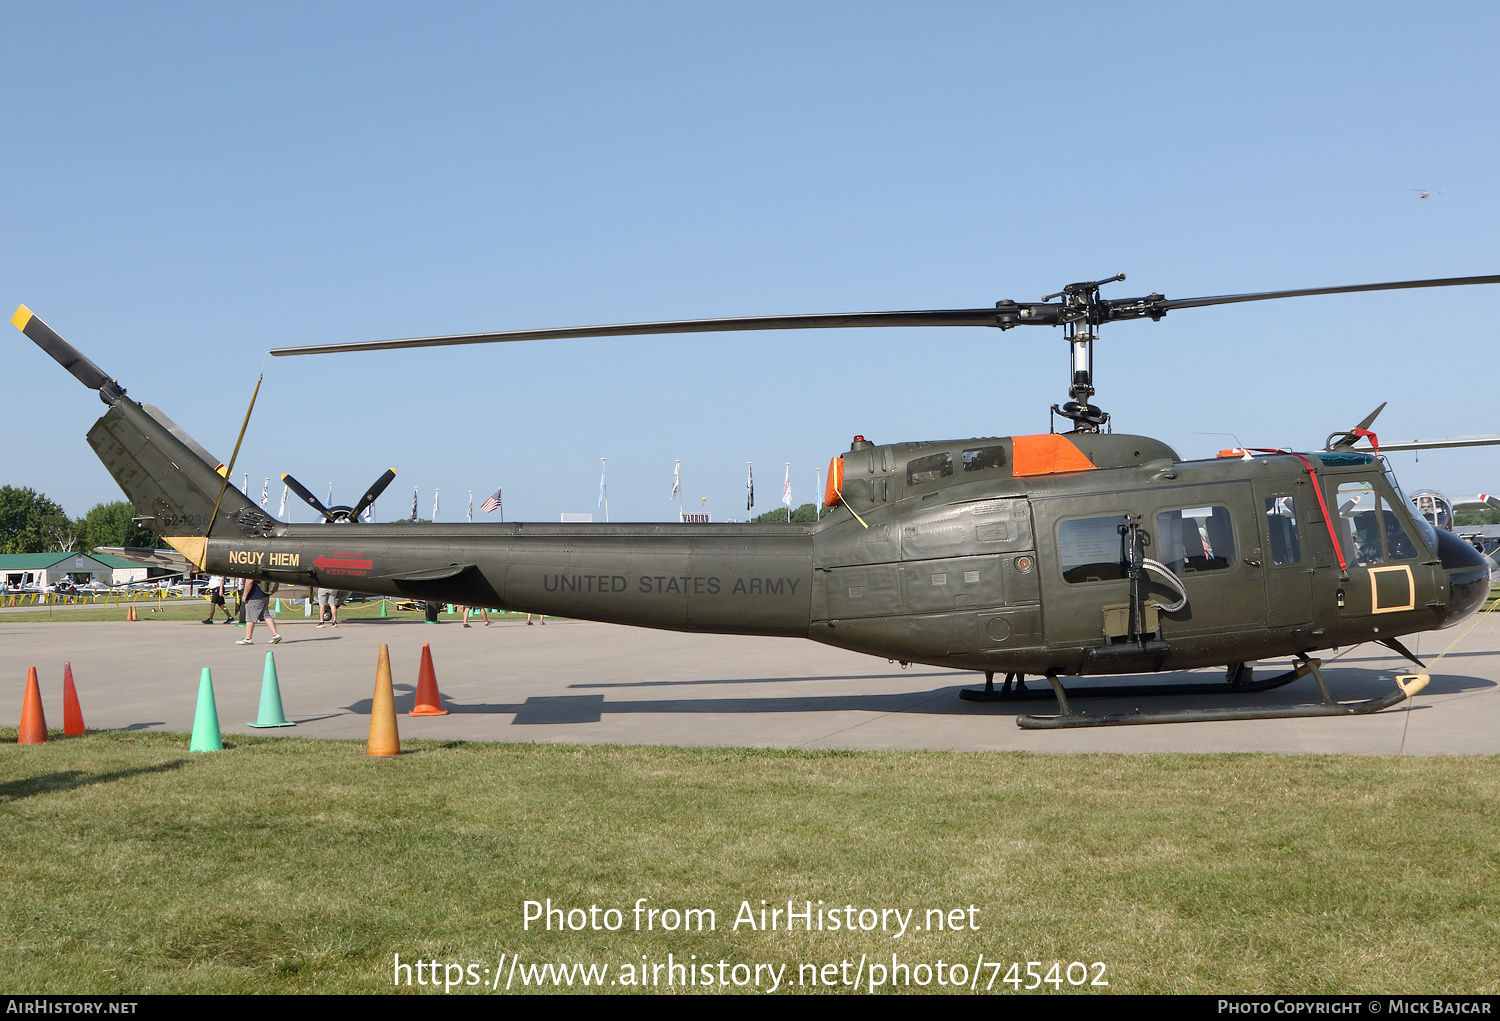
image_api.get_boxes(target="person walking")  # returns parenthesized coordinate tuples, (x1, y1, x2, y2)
(315, 587, 339, 627)
(202, 575, 233, 623)
(461, 605, 490, 627)
(238, 578, 282, 645)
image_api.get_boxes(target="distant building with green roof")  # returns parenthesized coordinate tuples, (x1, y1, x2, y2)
(0, 552, 148, 589)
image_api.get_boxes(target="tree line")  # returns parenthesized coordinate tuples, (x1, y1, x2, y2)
(0, 486, 165, 555)
(748, 503, 830, 524)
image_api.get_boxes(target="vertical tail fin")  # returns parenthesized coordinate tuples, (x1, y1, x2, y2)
(14, 305, 274, 569)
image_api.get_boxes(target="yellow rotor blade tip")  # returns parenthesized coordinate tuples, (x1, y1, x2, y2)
(11, 305, 33, 330)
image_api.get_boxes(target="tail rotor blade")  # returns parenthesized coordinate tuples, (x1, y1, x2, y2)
(349, 469, 397, 521)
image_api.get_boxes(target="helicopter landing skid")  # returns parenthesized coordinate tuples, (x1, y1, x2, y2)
(959, 662, 1302, 703)
(1016, 659, 1430, 729)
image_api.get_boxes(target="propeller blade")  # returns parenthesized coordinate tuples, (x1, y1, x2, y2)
(1156, 273, 1500, 312)
(269, 308, 1014, 356)
(281, 473, 334, 521)
(12, 305, 122, 396)
(348, 469, 397, 521)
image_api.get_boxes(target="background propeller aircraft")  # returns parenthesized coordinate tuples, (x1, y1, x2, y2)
(14, 272, 1499, 728)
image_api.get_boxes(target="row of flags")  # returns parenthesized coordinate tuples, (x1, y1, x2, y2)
(405, 486, 504, 522)
(245, 474, 503, 523)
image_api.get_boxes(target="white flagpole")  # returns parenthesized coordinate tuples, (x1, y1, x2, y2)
(260, 478, 269, 508)
(673, 459, 682, 521)
(326, 482, 333, 507)
(410, 486, 418, 522)
(432, 487, 440, 522)
(600, 457, 609, 522)
(783, 462, 792, 522)
(816, 467, 822, 520)
(467, 490, 473, 523)
(242, 473, 249, 495)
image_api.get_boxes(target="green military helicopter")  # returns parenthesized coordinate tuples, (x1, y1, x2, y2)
(14, 272, 1498, 728)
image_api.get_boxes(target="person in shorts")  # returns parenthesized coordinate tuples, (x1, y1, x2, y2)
(316, 587, 339, 627)
(238, 578, 282, 644)
(202, 575, 232, 624)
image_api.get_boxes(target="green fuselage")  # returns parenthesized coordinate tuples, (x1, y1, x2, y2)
(90, 392, 1489, 677)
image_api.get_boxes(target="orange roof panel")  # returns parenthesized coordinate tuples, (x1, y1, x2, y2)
(1011, 434, 1098, 477)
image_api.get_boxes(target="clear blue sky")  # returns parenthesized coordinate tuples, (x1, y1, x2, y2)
(6, 2, 1498, 523)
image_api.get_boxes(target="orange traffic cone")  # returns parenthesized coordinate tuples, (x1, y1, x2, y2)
(19, 667, 47, 744)
(410, 643, 449, 716)
(367, 644, 400, 757)
(62, 662, 86, 736)
(125, 605, 136, 621)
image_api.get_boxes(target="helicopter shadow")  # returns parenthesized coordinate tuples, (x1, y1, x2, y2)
(568, 671, 952, 690)
(339, 667, 1494, 724)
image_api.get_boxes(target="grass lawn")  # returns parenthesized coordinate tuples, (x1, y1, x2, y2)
(1, 732, 1496, 994)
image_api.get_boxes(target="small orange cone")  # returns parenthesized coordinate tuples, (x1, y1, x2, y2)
(62, 662, 85, 736)
(367, 644, 401, 757)
(19, 667, 47, 744)
(125, 605, 136, 621)
(410, 643, 449, 716)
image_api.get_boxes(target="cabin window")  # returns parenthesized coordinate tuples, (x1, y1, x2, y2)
(1265, 495, 1302, 565)
(1337, 482, 1419, 566)
(1154, 505, 1235, 574)
(906, 452, 953, 485)
(962, 446, 1007, 473)
(1058, 515, 1128, 583)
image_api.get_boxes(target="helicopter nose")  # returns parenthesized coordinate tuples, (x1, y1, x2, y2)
(1435, 528, 1491, 628)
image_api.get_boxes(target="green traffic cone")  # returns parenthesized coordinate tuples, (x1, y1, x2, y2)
(248, 651, 295, 728)
(380, 598, 388, 618)
(189, 668, 223, 752)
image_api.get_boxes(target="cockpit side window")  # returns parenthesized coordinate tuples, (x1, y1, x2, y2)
(1265, 495, 1302, 565)
(1337, 481, 1420, 565)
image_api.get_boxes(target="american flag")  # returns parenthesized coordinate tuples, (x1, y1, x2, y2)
(481, 488, 503, 514)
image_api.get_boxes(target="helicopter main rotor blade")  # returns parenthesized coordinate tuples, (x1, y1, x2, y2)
(348, 469, 397, 521)
(265, 272, 1500, 358)
(268, 309, 1012, 356)
(281, 473, 334, 521)
(1374, 435, 1500, 453)
(1155, 273, 1500, 312)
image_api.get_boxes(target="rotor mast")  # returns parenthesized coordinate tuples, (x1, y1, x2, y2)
(1044, 273, 1125, 433)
